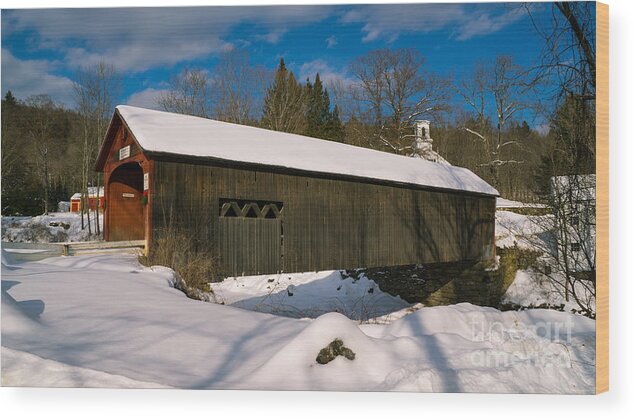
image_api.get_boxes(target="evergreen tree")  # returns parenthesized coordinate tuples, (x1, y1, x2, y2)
(325, 104, 344, 142)
(305, 73, 344, 142)
(1, 162, 42, 216)
(305, 73, 328, 138)
(4, 90, 17, 106)
(261, 58, 306, 134)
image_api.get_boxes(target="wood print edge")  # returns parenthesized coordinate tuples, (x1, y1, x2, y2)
(595, 0, 609, 395)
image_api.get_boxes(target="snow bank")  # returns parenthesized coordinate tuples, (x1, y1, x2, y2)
(245, 303, 595, 393)
(245, 312, 394, 391)
(212, 270, 410, 321)
(502, 269, 596, 315)
(1, 247, 18, 268)
(495, 209, 595, 316)
(495, 210, 553, 250)
(116, 105, 498, 196)
(378, 303, 595, 393)
(1, 254, 308, 389)
(502, 270, 564, 308)
(1, 347, 168, 388)
(1, 283, 45, 336)
(1, 253, 595, 393)
(1, 212, 103, 243)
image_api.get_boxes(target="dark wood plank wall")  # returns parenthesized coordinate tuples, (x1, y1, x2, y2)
(151, 160, 495, 276)
(218, 218, 282, 275)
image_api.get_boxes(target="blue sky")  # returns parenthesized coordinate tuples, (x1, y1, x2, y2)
(1, 2, 555, 125)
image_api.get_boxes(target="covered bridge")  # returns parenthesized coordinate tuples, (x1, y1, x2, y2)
(96, 105, 498, 276)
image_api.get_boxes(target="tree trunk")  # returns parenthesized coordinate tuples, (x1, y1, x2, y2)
(95, 175, 101, 237)
(43, 168, 49, 215)
(555, 2, 596, 88)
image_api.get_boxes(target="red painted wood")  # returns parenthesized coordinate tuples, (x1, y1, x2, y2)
(108, 163, 144, 241)
(99, 113, 153, 243)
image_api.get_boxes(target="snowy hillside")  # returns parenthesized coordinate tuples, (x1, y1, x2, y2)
(2, 252, 595, 393)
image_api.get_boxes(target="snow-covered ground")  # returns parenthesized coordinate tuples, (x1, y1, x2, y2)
(1, 347, 168, 388)
(496, 209, 595, 316)
(502, 267, 595, 314)
(1, 212, 103, 243)
(502, 269, 571, 310)
(212, 271, 411, 322)
(2, 252, 595, 393)
(495, 210, 552, 250)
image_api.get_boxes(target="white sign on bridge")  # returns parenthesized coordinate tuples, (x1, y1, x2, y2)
(119, 145, 131, 160)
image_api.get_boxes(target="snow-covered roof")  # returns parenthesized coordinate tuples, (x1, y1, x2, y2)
(496, 197, 547, 209)
(115, 105, 498, 196)
(70, 187, 104, 200)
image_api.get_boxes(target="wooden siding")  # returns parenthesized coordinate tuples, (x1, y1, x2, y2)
(151, 160, 496, 276)
(219, 218, 282, 276)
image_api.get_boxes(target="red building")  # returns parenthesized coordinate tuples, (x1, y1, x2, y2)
(70, 187, 105, 213)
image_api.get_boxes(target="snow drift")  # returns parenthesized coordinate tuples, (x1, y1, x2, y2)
(1, 253, 595, 393)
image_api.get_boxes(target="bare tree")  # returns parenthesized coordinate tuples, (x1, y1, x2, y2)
(526, 0, 597, 168)
(74, 61, 121, 237)
(550, 174, 595, 311)
(212, 50, 272, 124)
(157, 68, 212, 118)
(526, 1, 595, 98)
(1, 92, 21, 191)
(457, 56, 534, 186)
(74, 77, 92, 233)
(326, 78, 354, 122)
(348, 48, 450, 155)
(509, 171, 596, 317)
(514, 2, 598, 316)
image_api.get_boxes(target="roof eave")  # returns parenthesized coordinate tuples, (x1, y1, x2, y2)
(95, 107, 148, 172)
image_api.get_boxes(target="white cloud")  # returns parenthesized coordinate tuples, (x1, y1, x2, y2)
(125, 88, 168, 110)
(63, 39, 231, 72)
(2, 6, 333, 73)
(298, 59, 354, 88)
(326, 35, 338, 48)
(339, 3, 526, 43)
(255, 30, 287, 45)
(455, 7, 526, 41)
(1, 49, 75, 106)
